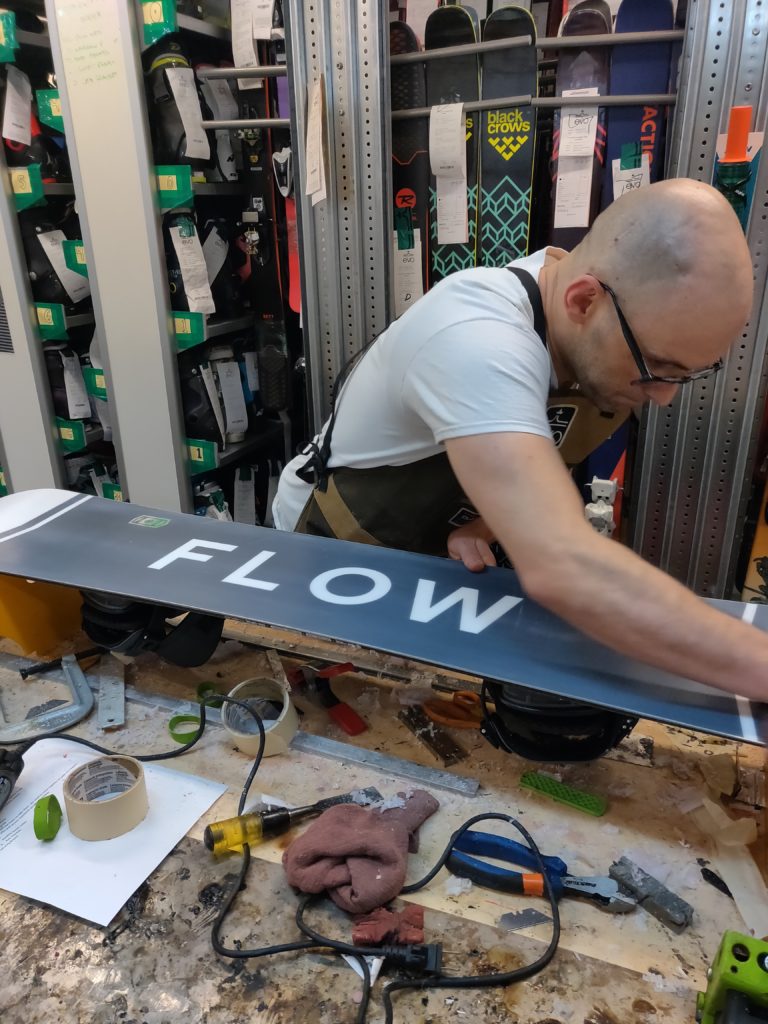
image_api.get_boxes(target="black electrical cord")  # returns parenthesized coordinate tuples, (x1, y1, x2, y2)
(4, 695, 560, 1023)
(383, 813, 561, 1024)
(292, 811, 561, 1024)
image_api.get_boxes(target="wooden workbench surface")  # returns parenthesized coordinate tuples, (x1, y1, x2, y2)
(0, 633, 765, 1024)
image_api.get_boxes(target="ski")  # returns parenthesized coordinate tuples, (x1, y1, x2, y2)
(478, 5, 538, 267)
(425, 4, 480, 283)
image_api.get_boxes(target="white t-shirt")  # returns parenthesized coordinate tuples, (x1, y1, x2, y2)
(273, 249, 555, 531)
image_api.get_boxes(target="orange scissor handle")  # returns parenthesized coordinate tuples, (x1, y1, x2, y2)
(422, 690, 484, 729)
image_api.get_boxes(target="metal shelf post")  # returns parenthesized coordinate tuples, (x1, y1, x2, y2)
(630, 0, 768, 597)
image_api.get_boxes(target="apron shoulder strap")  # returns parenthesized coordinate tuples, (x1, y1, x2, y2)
(506, 266, 547, 348)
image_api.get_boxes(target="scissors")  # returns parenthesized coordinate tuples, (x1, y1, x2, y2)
(422, 690, 484, 729)
(447, 830, 636, 914)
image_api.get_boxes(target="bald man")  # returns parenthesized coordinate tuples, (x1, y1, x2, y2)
(274, 179, 768, 705)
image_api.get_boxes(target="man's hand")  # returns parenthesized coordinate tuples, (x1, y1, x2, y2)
(447, 517, 496, 572)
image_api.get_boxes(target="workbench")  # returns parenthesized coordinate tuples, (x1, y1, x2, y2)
(1, 624, 765, 1024)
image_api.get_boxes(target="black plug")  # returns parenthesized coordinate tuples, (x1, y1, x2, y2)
(382, 943, 442, 976)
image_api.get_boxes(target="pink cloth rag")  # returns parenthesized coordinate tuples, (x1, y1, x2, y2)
(282, 789, 439, 914)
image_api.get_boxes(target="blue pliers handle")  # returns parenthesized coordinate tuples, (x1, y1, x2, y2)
(449, 830, 567, 898)
(447, 830, 637, 912)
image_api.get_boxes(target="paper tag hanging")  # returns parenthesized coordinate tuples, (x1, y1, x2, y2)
(611, 152, 650, 200)
(217, 360, 249, 437)
(36, 89, 64, 133)
(165, 67, 210, 161)
(60, 353, 91, 419)
(305, 78, 326, 204)
(200, 363, 226, 444)
(252, 0, 276, 40)
(393, 228, 423, 318)
(232, 0, 262, 91)
(2, 65, 31, 146)
(234, 466, 256, 525)
(429, 103, 468, 245)
(553, 155, 593, 230)
(169, 225, 216, 314)
(559, 87, 599, 159)
(202, 227, 228, 286)
(37, 231, 91, 303)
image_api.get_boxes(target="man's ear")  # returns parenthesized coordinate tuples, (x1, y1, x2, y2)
(563, 274, 601, 324)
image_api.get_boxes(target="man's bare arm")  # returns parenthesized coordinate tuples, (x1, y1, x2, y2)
(445, 432, 768, 701)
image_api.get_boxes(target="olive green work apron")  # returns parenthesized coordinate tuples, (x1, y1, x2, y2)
(295, 268, 627, 554)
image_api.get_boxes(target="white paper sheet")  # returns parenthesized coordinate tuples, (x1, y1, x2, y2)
(252, 0, 276, 39)
(553, 154, 593, 230)
(0, 738, 225, 927)
(393, 228, 424, 317)
(2, 66, 32, 147)
(611, 152, 650, 199)
(232, 0, 262, 90)
(60, 352, 91, 419)
(559, 87, 599, 159)
(429, 103, 468, 245)
(165, 67, 210, 161)
(169, 225, 216, 314)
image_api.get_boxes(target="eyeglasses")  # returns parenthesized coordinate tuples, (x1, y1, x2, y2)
(597, 280, 725, 385)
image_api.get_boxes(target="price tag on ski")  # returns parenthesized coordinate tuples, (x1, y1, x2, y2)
(559, 88, 599, 158)
(0, 468, 7, 498)
(429, 103, 468, 245)
(393, 227, 424, 318)
(35, 303, 68, 341)
(252, 0, 276, 40)
(102, 484, 123, 502)
(10, 164, 45, 210)
(155, 164, 194, 211)
(612, 152, 650, 199)
(2, 65, 31, 147)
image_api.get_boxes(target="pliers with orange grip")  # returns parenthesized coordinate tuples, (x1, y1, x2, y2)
(447, 830, 636, 913)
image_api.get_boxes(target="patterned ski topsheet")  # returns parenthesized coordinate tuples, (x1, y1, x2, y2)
(425, 4, 480, 282)
(479, 5, 538, 267)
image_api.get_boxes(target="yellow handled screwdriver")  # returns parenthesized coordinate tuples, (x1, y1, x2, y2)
(204, 786, 382, 855)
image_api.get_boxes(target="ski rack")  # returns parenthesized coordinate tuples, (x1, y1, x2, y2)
(389, 30, 686, 64)
(392, 93, 677, 122)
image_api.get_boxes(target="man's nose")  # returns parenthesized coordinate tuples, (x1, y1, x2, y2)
(643, 382, 681, 407)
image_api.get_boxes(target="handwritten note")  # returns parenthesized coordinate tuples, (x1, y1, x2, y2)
(429, 103, 468, 245)
(611, 153, 650, 199)
(559, 87, 599, 159)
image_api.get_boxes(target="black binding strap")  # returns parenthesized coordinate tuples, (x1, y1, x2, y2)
(506, 266, 547, 349)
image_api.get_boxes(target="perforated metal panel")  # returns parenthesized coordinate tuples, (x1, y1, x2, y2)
(285, 0, 391, 429)
(631, 0, 768, 597)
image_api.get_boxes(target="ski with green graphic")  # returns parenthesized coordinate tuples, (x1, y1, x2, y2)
(479, 5, 538, 267)
(425, 4, 480, 283)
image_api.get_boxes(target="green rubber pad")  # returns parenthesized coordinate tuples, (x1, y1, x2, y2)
(520, 770, 607, 816)
(168, 713, 202, 744)
(33, 794, 62, 840)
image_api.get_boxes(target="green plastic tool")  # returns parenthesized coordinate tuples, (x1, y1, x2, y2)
(519, 770, 607, 817)
(697, 931, 768, 1023)
(33, 794, 62, 841)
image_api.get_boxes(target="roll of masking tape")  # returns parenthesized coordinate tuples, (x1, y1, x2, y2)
(63, 755, 148, 841)
(222, 676, 298, 757)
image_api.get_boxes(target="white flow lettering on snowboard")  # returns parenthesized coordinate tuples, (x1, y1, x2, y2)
(410, 580, 523, 635)
(149, 539, 237, 569)
(310, 568, 392, 606)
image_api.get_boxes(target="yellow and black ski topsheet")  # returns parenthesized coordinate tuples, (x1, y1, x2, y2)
(479, 5, 538, 267)
(425, 4, 480, 283)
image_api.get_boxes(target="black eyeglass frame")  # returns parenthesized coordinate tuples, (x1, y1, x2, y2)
(597, 279, 725, 386)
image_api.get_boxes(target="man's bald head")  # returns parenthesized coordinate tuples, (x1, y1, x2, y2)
(571, 178, 753, 328)
(541, 179, 755, 413)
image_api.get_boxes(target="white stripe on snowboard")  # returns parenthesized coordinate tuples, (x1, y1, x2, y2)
(736, 602, 760, 743)
(0, 492, 92, 544)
